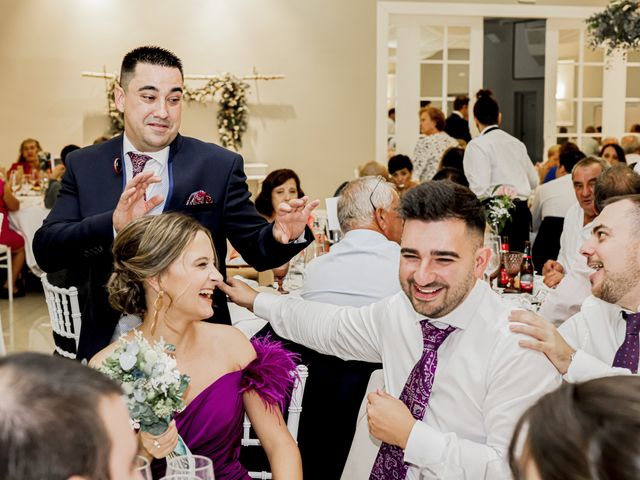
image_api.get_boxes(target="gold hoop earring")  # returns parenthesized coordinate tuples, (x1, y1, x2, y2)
(150, 290, 164, 335)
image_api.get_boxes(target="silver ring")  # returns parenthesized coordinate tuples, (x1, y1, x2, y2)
(153, 440, 161, 449)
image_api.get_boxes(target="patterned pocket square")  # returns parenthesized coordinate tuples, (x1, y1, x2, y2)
(186, 190, 214, 206)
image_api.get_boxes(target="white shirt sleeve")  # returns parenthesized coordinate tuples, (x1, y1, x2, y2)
(530, 187, 543, 233)
(524, 152, 539, 190)
(463, 141, 491, 198)
(403, 332, 561, 478)
(564, 349, 633, 383)
(254, 292, 383, 363)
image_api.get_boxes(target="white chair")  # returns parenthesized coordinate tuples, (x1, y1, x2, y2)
(40, 273, 81, 359)
(242, 364, 309, 479)
(0, 213, 13, 305)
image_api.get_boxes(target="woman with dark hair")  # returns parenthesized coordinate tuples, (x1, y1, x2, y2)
(8, 138, 43, 177)
(438, 146, 465, 172)
(432, 167, 469, 187)
(387, 154, 417, 196)
(599, 142, 626, 166)
(412, 106, 458, 182)
(509, 376, 640, 480)
(255, 169, 305, 221)
(463, 89, 538, 252)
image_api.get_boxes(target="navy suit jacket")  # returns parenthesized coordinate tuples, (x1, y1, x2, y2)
(34, 134, 311, 361)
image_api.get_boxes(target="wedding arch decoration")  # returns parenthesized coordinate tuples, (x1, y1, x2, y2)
(83, 70, 283, 151)
(586, 0, 640, 54)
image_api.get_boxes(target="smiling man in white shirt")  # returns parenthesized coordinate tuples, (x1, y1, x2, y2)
(511, 195, 640, 382)
(221, 181, 560, 480)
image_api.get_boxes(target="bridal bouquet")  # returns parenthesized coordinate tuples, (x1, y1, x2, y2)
(99, 331, 191, 455)
(484, 185, 517, 234)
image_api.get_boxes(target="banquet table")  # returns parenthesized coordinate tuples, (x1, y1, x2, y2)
(9, 193, 50, 275)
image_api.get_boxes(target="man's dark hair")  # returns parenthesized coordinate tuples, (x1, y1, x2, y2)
(388, 154, 413, 175)
(595, 165, 640, 213)
(120, 45, 183, 89)
(400, 181, 485, 236)
(473, 89, 500, 126)
(0, 353, 122, 480)
(60, 144, 80, 167)
(432, 167, 469, 188)
(453, 95, 469, 111)
(440, 146, 465, 171)
(559, 149, 586, 174)
(510, 376, 640, 480)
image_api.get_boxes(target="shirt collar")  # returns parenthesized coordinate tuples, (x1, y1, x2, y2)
(123, 134, 170, 168)
(453, 110, 464, 118)
(480, 124, 499, 135)
(411, 279, 486, 331)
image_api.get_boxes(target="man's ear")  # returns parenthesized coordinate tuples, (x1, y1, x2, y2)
(498, 112, 503, 126)
(68, 476, 88, 480)
(474, 246, 492, 279)
(114, 83, 126, 113)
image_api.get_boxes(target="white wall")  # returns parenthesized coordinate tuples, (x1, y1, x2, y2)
(0, 0, 376, 202)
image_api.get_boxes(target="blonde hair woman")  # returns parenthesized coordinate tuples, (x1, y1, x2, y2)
(91, 213, 302, 479)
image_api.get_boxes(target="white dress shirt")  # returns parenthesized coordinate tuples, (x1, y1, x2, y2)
(123, 135, 170, 215)
(626, 152, 640, 166)
(255, 281, 560, 479)
(300, 229, 401, 306)
(530, 174, 575, 233)
(559, 295, 637, 382)
(555, 202, 592, 275)
(538, 202, 594, 325)
(463, 126, 538, 199)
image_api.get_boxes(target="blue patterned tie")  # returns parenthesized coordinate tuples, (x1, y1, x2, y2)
(612, 312, 640, 373)
(369, 321, 456, 480)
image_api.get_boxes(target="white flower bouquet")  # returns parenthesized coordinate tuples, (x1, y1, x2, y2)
(99, 330, 191, 456)
(484, 185, 517, 234)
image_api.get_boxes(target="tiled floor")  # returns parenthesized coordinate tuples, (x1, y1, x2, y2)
(0, 292, 54, 354)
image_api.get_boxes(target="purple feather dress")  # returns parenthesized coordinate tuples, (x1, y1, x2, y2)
(151, 337, 298, 480)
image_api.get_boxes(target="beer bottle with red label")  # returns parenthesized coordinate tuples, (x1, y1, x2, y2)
(520, 240, 534, 293)
(497, 236, 510, 289)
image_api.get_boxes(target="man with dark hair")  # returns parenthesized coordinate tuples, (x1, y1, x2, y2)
(444, 95, 471, 143)
(221, 181, 559, 479)
(0, 352, 138, 480)
(512, 195, 640, 383)
(34, 46, 315, 361)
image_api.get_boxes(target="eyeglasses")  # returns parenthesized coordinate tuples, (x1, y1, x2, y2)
(369, 176, 385, 212)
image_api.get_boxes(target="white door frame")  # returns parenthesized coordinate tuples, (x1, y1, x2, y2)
(377, 2, 601, 163)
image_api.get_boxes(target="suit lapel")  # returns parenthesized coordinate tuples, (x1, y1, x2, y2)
(164, 134, 184, 211)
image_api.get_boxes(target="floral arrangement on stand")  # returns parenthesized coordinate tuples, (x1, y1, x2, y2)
(99, 330, 191, 456)
(106, 74, 249, 151)
(586, 0, 640, 54)
(483, 185, 517, 234)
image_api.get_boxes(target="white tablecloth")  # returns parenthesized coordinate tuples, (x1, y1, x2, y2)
(9, 195, 50, 275)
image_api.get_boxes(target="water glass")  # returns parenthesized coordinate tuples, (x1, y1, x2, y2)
(420, 463, 465, 479)
(134, 455, 152, 480)
(165, 455, 214, 480)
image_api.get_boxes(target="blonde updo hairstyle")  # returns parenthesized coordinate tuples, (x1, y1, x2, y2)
(108, 212, 216, 318)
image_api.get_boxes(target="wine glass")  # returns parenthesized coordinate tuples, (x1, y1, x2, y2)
(159, 475, 200, 480)
(134, 455, 152, 480)
(503, 252, 524, 293)
(165, 454, 214, 480)
(484, 234, 501, 286)
(272, 262, 290, 295)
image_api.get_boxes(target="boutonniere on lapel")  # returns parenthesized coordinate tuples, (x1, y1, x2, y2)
(113, 156, 122, 175)
(186, 190, 214, 205)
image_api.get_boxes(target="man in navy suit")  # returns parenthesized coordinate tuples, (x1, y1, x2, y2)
(34, 46, 316, 361)
(444, 95, 471, 143)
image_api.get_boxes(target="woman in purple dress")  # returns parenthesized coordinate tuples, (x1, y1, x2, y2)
(91, 213, 302, 480)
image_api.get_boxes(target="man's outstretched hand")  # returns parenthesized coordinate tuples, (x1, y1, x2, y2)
(272, 196, 320, 244)
(113, 171, 163, 232)
(218, 277, 260, 311)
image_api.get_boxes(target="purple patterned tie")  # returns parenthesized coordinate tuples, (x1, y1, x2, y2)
(128, 152, 152, 177)
(369, 321, 456, 480)
(612, 312, 640, 373)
